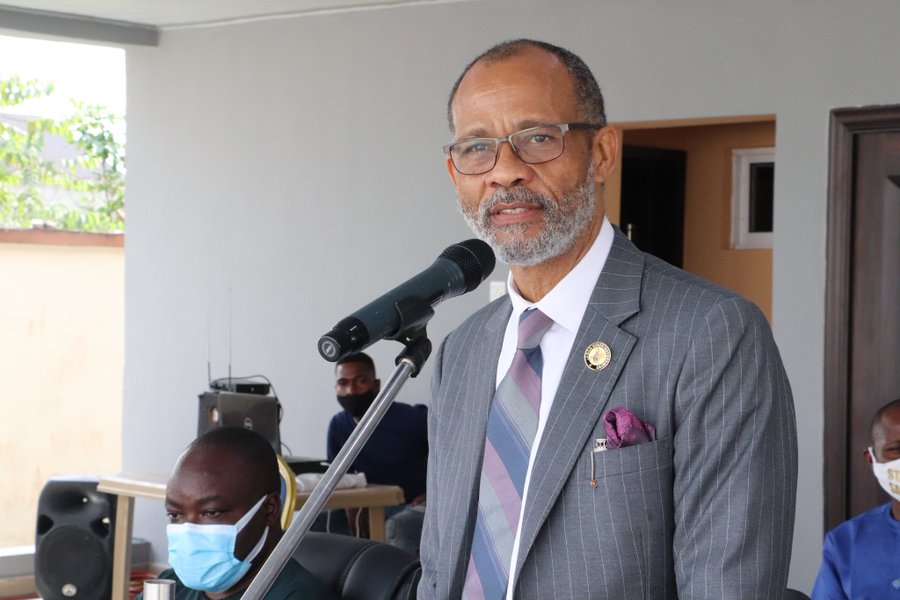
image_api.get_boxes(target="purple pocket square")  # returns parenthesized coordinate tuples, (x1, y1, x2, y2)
(603, 407, 657, 449)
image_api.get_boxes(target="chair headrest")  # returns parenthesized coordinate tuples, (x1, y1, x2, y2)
(294, 532, 421, 600)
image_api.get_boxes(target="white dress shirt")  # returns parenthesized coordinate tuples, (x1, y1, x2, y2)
(497, 217, 614, 599)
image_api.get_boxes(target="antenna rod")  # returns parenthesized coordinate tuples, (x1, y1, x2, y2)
(228, 287, 232, 390)
(206, 287, 212, 385)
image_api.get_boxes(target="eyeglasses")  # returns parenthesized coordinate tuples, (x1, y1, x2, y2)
(443, 123, 601, 175)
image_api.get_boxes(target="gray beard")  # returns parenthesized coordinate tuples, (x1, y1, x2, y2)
(457, 167, 596, 266)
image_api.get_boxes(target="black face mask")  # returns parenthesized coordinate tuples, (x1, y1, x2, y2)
(337, 389, 378, 419)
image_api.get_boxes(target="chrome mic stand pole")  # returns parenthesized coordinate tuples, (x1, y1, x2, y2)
(243, 330, 431, 599)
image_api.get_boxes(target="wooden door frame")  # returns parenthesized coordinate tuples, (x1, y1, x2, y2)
(824, 105, 900, 531)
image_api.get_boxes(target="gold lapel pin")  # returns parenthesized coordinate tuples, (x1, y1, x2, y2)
(584, 341, 611, 371)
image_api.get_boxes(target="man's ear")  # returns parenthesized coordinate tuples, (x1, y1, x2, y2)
(592, 125, 619, 185)
(263, 492, 281, 526)
(446, 155, 460, 187)
(373, 379, 381, 394)
(865, 447, 876, 466)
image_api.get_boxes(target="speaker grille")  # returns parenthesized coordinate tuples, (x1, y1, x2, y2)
(35, 526, 108, 598)
(35, 478, 115, 600)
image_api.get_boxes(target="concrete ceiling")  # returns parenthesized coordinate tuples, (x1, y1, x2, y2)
(0, 0, 448, 28)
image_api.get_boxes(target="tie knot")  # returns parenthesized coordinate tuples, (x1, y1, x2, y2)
(516, 308, 553, 350)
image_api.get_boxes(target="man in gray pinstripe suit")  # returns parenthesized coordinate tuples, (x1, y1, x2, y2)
(419, 39, 798, 599)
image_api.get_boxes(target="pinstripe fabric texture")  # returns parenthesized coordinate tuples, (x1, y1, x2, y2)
(419, 229, 798, 600)
(463, 309, 554, 600)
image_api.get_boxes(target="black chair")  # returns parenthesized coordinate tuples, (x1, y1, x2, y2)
(294, 532, 420, 600)
(784, 589, 811, 600)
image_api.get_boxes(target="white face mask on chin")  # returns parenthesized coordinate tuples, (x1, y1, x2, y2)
(869, 447, 900, 503)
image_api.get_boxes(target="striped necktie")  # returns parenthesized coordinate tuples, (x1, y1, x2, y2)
(463, 308, 554, 599)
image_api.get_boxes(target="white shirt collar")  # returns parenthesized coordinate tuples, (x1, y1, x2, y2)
(506, 217, 615, 334)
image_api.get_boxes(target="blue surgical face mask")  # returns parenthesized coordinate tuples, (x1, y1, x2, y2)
(167, 495, 270, 593)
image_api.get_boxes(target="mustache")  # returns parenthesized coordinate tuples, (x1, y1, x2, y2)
(483, 187, 554, 213)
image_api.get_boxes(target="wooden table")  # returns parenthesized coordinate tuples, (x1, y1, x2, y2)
(98, 473, 403, 600)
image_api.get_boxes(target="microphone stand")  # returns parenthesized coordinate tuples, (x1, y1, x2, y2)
(243, 304, 433, 599)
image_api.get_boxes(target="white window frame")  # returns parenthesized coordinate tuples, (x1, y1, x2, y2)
(731, 147, 775, 249)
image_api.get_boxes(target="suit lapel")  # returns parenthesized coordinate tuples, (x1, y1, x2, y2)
(513, 231, 645, 579)
(448, 298, 511, 586)
(461, 297, 510, 497)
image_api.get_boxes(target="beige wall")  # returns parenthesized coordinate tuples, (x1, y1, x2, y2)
(0, 232, 123, 547)
(606, 120, 776, 321)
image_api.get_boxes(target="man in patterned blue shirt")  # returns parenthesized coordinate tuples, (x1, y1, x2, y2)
(813, 398, 900, 599)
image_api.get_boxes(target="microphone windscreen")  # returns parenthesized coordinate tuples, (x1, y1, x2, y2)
(439, 239, 496, 292)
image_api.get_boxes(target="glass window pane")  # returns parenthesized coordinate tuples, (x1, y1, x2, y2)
(749, 162, 774, 233)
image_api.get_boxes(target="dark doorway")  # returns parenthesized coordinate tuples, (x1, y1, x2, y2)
(825, 107, 900, 531)
(619, 145, 686, 268)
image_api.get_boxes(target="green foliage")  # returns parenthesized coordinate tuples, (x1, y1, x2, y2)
(0, 75, 125, 232)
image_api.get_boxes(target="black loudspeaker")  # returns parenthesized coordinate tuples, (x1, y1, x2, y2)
(35, 477, 116, 599)
(198, 391, 282, 453)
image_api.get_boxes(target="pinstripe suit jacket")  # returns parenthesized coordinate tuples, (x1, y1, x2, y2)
(418, 230, 797, 599)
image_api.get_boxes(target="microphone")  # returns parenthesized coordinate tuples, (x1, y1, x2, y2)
(318, 239, 496, 361)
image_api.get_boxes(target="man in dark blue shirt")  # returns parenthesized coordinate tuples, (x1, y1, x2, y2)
(325, 352, 428, 554)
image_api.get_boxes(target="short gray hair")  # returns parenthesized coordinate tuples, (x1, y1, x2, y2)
(446, 39, 607, 134)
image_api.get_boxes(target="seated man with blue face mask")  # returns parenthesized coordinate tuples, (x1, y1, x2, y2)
(136, 427, 334, 600)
